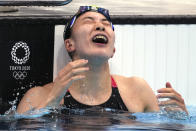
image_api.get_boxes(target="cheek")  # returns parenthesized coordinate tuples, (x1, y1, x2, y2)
(72, 26, 91, 42)
(72, 32, 86, 48)
(110, 32, 115, 47)
(112, 31, 115, 42)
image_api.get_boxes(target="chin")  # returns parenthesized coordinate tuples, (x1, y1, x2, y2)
(78, 49, 113, 60)
(87, 54, 111, 62)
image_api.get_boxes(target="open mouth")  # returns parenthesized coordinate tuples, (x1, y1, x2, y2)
(92, 34, 108, 44)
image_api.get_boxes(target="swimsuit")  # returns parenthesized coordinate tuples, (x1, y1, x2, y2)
(64, 76, 128, 111)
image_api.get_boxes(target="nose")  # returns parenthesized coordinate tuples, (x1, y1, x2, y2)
(96, 26, 105, 31)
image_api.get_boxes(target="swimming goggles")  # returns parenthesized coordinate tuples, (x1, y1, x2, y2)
(64, 6, 114, 40)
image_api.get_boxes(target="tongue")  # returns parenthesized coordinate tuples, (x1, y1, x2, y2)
(93, 38, 106, 44)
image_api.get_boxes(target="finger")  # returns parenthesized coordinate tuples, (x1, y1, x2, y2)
(157, 87, 181, 97)
(64, 59, 88, 73)
(166, 82, 172, 88)
(163, 106, 185, 113)
(157, 88, 173, 93)
(157, 93, 184, 103)
(63, 75, 86, 88)
(158, 99, 180, 106)
(53, 74, 86, 94)
(72, 67, 89, 75)
(55, 66, 88, 82)
(165, 82, 181, 96)
(157, 93, 174, 99)
(63, 67, 89, 80)
(68, 59, 88, 68)
(51, 74, 86, 105)
(158, 99, 187, 112)
(157, 82, 173, 92)
(59, 59, 88, 78)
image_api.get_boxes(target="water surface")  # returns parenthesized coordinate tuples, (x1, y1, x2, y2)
(0, 106, 196, 130)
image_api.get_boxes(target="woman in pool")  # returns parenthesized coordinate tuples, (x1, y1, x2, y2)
(17, 6, 188, 114)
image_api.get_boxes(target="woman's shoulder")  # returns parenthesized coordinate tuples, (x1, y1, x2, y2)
(112, 74, 147, 85)
(111, 74, 151, 92)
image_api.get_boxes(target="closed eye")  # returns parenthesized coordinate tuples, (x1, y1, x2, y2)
(82, 17, 94, 24)
(102, 19, 111, 26)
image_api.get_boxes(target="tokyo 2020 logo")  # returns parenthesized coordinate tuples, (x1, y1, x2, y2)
(10, 41, 31, 80)
(11, 41, 30, 65)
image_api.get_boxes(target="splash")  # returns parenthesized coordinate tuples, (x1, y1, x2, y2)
(133, 106, 196, 125)
(4, 98, 18, 116)
(159, 106, 189, 120)
(1, 106, 55, 121)
(15, 108, 51, 119)
(1, 81, 51, 119)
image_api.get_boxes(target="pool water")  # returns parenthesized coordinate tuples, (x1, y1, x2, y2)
(0, 106, 196, 130)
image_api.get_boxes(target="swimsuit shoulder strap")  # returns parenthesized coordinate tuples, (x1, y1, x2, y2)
(111, 76, 117, 88)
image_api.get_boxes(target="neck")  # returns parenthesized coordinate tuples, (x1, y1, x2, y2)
(70, 59, 111, 97)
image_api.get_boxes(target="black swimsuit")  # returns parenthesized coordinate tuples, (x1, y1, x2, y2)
(64, 77, 128, 111)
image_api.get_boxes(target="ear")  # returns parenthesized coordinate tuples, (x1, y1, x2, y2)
(65, 39, 75, 53)
(111, 47, 116, 58)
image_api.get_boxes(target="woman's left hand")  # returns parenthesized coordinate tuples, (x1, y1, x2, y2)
(157, 82, 188, 115)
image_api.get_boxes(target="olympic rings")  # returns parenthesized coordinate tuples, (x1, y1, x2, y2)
(13, 71, 27, 80)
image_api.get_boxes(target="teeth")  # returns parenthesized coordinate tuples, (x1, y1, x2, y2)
(93, 35, 107, 43)
(94, 35, 107, 41)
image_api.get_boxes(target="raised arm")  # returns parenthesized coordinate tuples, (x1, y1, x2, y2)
(17, 59, 89, 114)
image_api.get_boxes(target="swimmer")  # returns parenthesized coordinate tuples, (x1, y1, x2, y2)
(17, 6, 188, 115)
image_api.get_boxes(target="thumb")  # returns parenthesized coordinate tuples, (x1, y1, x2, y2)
(166, 82, 172, 88)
